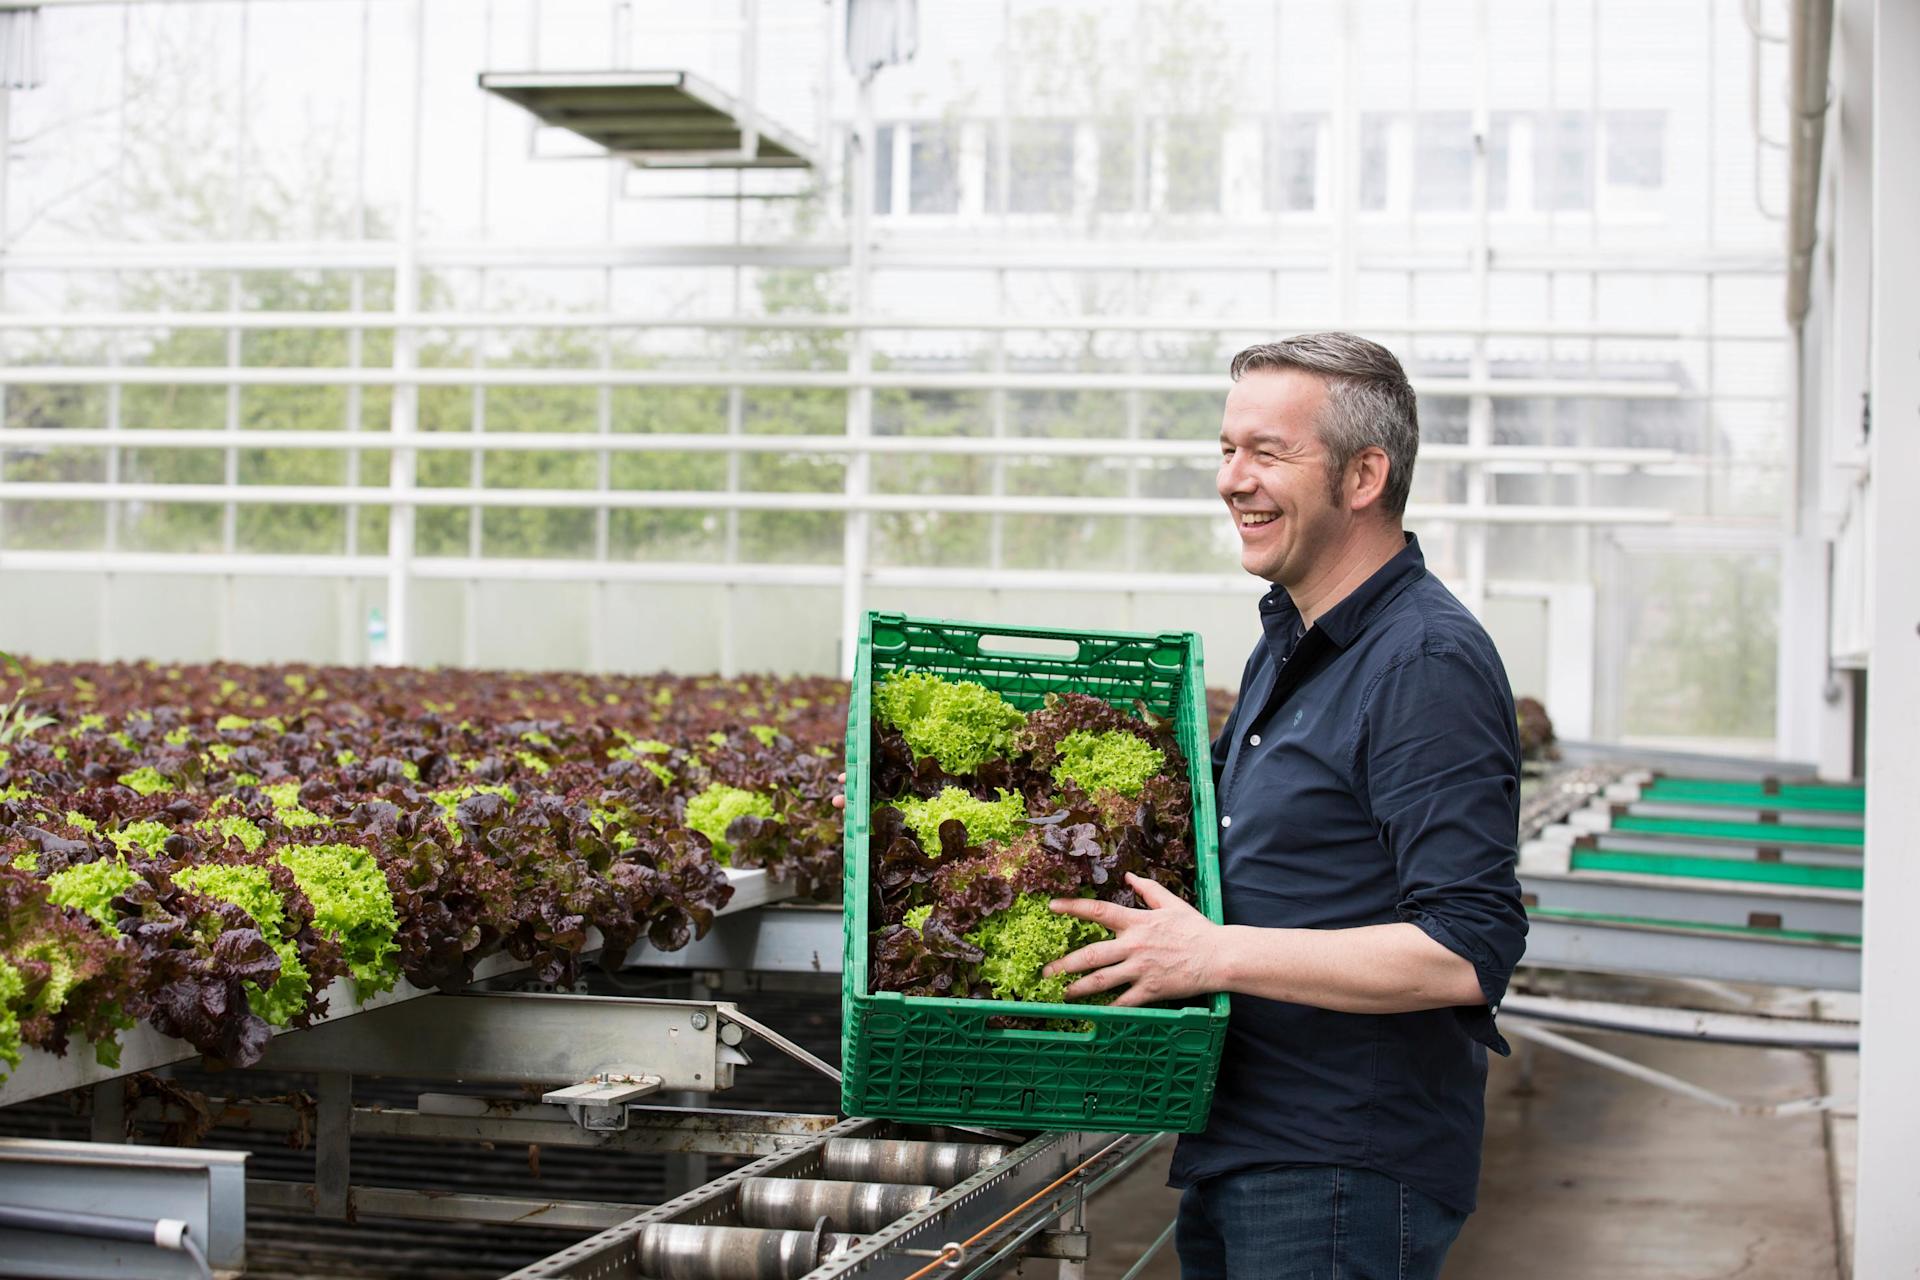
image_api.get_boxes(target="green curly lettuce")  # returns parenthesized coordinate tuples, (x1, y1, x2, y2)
(172, 864, 310, 1026)
(684, 784, 777, 864)
(874, 671, 1025, 774)
(45, 859, 138, 936)
(254, 781, 325, 829)
(0, 957, 22, 1073)
(116, 767, 174, 797)
(197, 813, 266, 853)
(274, 843, 398, 995)
(965, 892, 1113, 1003)
(427, 784, 516, 825)
(891, 786, 1027, 854)
(107, 820, 174, 858)
(1049, 730, 1165, 797)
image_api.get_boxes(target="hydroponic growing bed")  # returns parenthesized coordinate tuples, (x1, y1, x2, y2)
(0, 659, 850, 1092)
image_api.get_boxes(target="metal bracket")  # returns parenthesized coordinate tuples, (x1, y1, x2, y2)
(0, 1138, 247, 1279)
(542, 1074, 665, 1132)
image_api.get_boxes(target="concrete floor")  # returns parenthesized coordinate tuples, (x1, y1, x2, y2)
(1083, 1024, 1849, 1279)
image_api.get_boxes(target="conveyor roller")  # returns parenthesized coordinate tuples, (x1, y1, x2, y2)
(737, 1176, 937, 1232)
(819, 1137, 1009, 1188)
(636, 1221, 859, 1280)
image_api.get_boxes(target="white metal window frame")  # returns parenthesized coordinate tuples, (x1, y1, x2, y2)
(0, 0, 1790, 685)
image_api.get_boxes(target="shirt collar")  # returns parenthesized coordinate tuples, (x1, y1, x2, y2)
(1257, 532, 1427, 650)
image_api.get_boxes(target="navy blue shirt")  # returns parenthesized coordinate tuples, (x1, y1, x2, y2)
(1169, 534, 1528, 1215)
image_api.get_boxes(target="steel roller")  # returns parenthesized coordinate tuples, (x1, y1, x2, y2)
(819, 1137, 1011, 1189)
(635, 1222, 859, 1280)
(737, 1176, 937, 1233)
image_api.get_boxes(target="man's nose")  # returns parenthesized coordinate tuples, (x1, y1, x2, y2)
(1218, 452, 1253, 496)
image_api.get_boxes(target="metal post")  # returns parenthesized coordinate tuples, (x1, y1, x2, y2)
(1123, 269, 1143, 586)
(315, 1070, 352, 1219)
(738, 0, 760, 160)
(662, 977, 712, 1195)
(989, 269, 1007, 577)
(594, 13, 619, 676)
(219, 4, 248, 663)
(90, 1079, 125, 1145)
(1853, 0, 1920, 1269)
(839, 63, 876, 678)
(0, 83, 8, 552)
(1331, 0, 1356, 325)
(724, 180, 746, 679)
(1814, 0, 1873, 783)
(1462, 0, 1491, 619)
(384, 0, 427, 667)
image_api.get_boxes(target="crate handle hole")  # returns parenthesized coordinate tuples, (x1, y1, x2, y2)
(983, 1023, 1098, 1042)
(978, 634, 1081, 661)
(872, 624, 909, 653)
(1147, 644, 1184, 669)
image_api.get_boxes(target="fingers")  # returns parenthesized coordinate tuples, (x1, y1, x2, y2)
(1043, 938, 1128, 979)
(1064, 961, 1142, 1002)
(1123, 871, 1179, 907)
(1047, 896, 1124, 927)
(831, 793, 846, 810)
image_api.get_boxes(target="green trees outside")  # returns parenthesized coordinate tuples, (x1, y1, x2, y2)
(1621, 551, 1779, 742)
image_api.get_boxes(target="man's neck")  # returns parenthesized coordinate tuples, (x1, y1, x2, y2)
(1284, 524, 1406, 630)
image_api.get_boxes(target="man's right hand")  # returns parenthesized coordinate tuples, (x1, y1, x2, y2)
(831, 772, 846, 810)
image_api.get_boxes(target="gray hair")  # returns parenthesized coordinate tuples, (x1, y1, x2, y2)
(1228, 332, 1419, 518)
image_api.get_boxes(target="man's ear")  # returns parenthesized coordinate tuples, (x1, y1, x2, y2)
(1346, 446, 1392, 512)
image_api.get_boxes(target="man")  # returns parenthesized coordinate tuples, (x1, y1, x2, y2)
(1044, 333, 1529, 1279)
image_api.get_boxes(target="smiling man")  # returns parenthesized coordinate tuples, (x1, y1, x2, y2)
(1045, 333, 1529, 1280)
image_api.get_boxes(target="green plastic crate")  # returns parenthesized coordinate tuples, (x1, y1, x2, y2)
(841, 611, 1230, 1134)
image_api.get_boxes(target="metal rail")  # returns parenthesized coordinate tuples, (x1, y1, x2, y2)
(1520, 867, 1861, 937)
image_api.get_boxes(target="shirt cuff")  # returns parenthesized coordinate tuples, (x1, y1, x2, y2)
(1399, 906, 1513, 1057)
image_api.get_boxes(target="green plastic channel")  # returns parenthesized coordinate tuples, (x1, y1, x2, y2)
(1611, 814, 1864, 848)
(1642, 779, 1864, 812)
(1530, 905, 1860, 947)
(1571, 847, 1864, 891)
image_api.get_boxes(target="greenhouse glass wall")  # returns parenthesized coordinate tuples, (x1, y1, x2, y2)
(0, 0, 1792, 754)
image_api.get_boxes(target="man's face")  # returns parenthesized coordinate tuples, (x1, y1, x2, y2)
(1216, 367, 1348, 586)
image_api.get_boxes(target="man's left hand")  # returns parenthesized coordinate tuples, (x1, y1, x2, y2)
(1044, 872, 1223, 1007)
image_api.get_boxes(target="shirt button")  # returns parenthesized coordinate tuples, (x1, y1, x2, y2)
(1220, 815, 1231, 828)
(1249, 734, 1261, 746)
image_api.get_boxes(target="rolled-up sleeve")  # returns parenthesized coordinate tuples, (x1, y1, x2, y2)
(1352, 647, 1529, 1053)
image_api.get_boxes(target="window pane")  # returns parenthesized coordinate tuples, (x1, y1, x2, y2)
(1606, 109, 1665, 189)
(1264, 113, 1319, 212)
(1535, 111, 1593, 211)
(1097, 123, 1137, 213)
(1414, 112, 1473, 211)
(1164, 117, 1222, 213)
(874, 124, 894, 215)
(909, 125, 957, 214)
(1360, 114, 1392, 211)
(1620, 551, 1779, 745)
(1489, 112, 1520, 210)
(1009, 120, 1075, 214)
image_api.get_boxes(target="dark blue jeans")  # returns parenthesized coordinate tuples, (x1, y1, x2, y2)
(1174, 1164, 1467, 1280)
